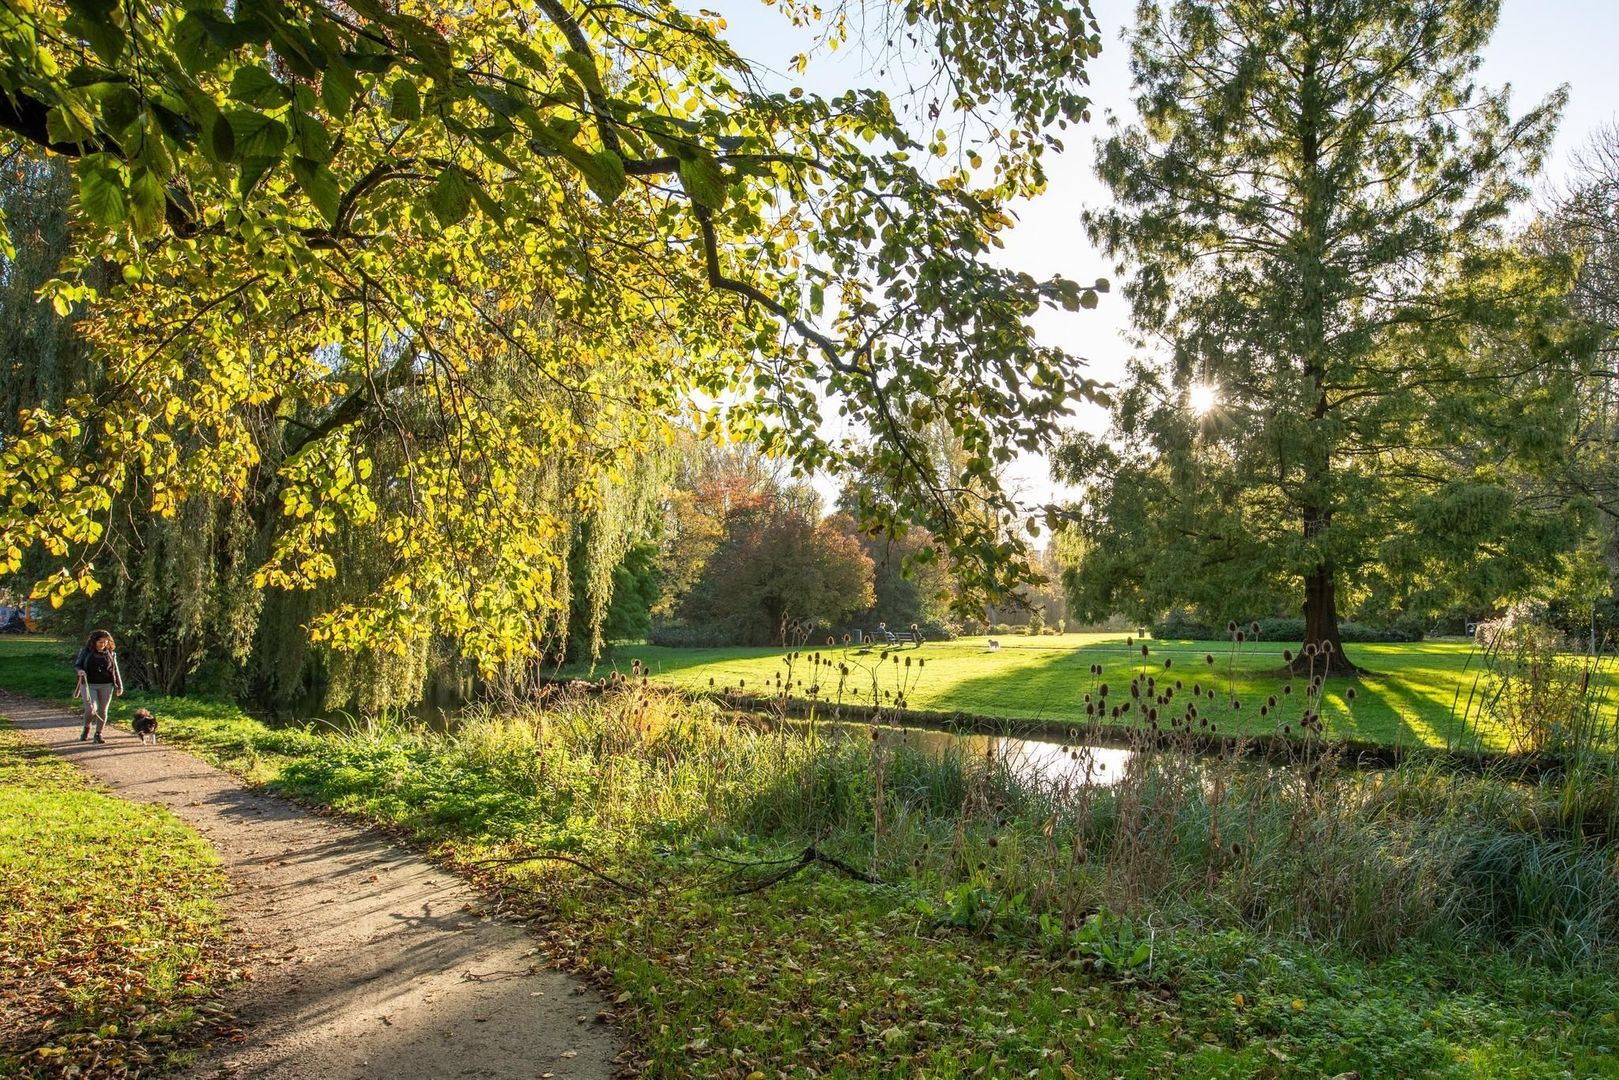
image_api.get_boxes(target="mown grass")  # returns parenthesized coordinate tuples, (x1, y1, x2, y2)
(3, 634, 1617, 1076)
(572, 633, 1619, 752)
(0, 720, 239, 1077)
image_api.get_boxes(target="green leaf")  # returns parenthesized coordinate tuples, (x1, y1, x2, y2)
(127, 166, 165, 233)
(559, 50, 605, 98)
(677, 154, 727, 210)
(291, 157, 341, 225)
(269, 26, 322, 79)
(578, 149, 626, 203)
(66, 0, 119, 19)
(134, 128, 175, 181)
(77, 164, 127, 227)
(205, 112, 235, 164)
(321, 63, 359, 118)
(149, 100, 199, 147)
(46, 98, 97, 145)
(467, 178, 505, 223)
(501, 36, 550, 74)
(473, 136, 519, 172)
(396, 17, 453, 81)
(64, 65, 124, 88)
(64, 13, 126, 65)
(389, 79, 421, 121)
(471, 85, 524, 119)
(237, 156, 277, 197)
(95, 83, 141, 134)
(229, 66, 286, 109)
(290, 111, 331, 160)
(224, 110, 288, 162)
(190, 9, 269, 50)
(172, 13, 225, 76)
(428, 166, 472, 227)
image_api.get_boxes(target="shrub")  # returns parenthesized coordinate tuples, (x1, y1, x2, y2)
(1151, 609, 1216, 640)
(1156, 614, 1423, 642)
(1468, 622, 1610, 755)
(1547, 596, 1619, 643)
(648, 619, 746, 648)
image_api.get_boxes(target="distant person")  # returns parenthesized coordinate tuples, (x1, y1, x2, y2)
(74, 630, 123, 743)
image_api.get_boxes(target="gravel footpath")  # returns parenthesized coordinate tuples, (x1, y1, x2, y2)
(2, 692, 621, 1080)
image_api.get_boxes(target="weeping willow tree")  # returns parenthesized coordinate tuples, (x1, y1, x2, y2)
(0, 0, 1111, 696)
(2, 151, 263, 691)
(0, 151, 95, 424)
(271, 330, 673, 713)
(2, 144, 671, 708)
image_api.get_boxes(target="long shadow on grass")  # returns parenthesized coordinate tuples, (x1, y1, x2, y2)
(930, 638, 1486, 752)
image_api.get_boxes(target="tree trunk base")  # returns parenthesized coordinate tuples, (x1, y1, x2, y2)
(1284, 653, 1362, 678)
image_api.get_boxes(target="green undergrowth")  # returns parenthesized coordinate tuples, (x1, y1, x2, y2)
(0, 722, 240, 1078)
(3, 636, 1618, 1076)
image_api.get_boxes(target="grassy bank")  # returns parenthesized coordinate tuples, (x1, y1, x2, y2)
(0, 721, 239, 1077)
(3, 635, 1618, 1076)
(574, 634, 1618, 752)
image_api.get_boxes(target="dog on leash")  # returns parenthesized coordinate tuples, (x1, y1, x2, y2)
(131, 708, 158, 745)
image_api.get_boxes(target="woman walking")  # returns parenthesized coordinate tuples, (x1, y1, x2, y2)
(74, 630, 123, 743)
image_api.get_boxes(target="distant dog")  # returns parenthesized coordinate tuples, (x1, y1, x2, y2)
(131, 708, 158, 745)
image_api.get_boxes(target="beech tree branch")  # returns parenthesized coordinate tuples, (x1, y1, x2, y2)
(694, 207, 954, 524)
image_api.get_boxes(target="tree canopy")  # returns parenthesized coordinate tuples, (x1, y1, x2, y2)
(1057, 0, 1597, 669)
(0, 0, 1108, 672)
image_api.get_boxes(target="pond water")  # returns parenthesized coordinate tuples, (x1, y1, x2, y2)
(802, 721, 1136, 787)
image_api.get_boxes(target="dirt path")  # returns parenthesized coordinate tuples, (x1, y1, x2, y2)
(2, 692, 621, 1080)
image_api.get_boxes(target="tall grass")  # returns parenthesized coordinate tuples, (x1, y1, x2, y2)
(283, 678, 1619, 972)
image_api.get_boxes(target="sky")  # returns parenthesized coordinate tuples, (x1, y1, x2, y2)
(711, 0, 1619, 508)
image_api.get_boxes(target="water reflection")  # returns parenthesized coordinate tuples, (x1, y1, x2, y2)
(821, 723, 1134, 787)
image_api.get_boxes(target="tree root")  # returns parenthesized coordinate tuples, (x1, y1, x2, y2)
(722, 846, 883, 896)
(472, 852, 648, 896)
(472, 845, 884, 902)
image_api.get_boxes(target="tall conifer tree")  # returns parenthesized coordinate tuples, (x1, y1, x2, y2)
(1063, 0, 1588, 670)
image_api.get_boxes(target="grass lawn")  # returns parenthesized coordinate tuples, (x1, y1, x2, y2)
(576, 633, 1619, 752)
(4, 635, 1618, 1077)
(0, 717, 240, 1076)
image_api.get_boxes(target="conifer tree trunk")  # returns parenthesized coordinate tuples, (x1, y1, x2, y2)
(1301, 519, 1355, 675)
(1294, 13, 1354, 677)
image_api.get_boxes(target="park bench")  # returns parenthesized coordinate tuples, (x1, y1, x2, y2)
(869, 626, 922, 646)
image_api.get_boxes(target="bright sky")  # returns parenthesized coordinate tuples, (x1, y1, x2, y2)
(714, 0, 1619, 508)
